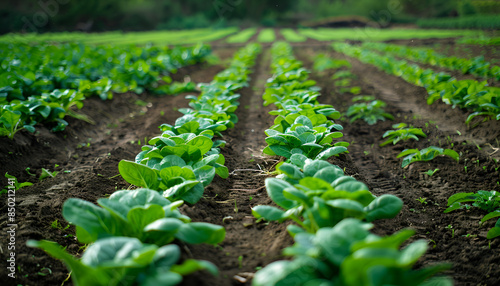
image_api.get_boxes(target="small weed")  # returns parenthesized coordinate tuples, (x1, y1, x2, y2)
(416, 197, 428, 205)
(462, 233, 477, 238)
(445, 225, 455, 238)
(423, 168, 439, 176)
(428, 239, 437, 248)
(238, 256, 243, 269)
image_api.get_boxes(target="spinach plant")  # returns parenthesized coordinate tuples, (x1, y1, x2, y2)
(28, 237, 217, 286)
(252, 218, 452, 286)
(252, 155, 402, 235)
(263, 115, 348, 160)
(1, 172, 33, 194)
(62, 188, 225, 245)
(445, 190, 500, 239)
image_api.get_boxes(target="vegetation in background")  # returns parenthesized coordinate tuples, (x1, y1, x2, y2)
(257, 29, 276, 43)
(226, 28, 257, 44)
(3, 0, 497, 33)
(417, 15, 500, 29)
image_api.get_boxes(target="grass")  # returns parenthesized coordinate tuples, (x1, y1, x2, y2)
(299, 28, 482, 42)
(257, 28, 276, 43)
(226, 28, 257, 43)
(281, 29, 307, 42)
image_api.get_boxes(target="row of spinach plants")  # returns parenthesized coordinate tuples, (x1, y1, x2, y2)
(27, 43, 262, 286)
(251, 42, 452, 286)
(362, 42, 500, 81)
(0, 42, 210, 138)
(333, 43, 500, 126)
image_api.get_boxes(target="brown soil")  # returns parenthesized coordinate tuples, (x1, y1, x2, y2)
(1, 39, 500, 286)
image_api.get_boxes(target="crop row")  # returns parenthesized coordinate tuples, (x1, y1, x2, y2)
(0, 28, 238, 46)
(250, 42, 452, 285)
(333, 42, 500, 126)
(362, 42, 500, 81)
(0, 43, 210, 138)
(27, 43, 262, 286)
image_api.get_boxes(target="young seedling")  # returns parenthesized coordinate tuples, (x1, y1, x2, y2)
(397, 146, 460, 168)
(1, 173, 33, 194)
(423, 168, 439, 176)
(39, 168, 58, 181)
(445, 225, 455, 238)
(416, 197, 428, 205)
(238, 256, 243, 269)
(445, 190, 500, 239)
(380, 123, 427, 147)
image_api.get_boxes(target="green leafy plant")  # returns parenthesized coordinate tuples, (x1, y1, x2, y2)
(263, 114, 348, 160)
(380, 123, 427, 146)
(313, 54, 351, 72)
(397, 146, 460, 168)
(346, 99, 394, 125)
(252, 155, 402, 235)
(62, 188, 225, 245)
(28, 237, 217, 286)
(252, 219, 452, 286)
(445, 190, 500, 239)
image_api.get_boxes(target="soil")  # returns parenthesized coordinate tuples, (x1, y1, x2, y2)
(1, 38, 500, 286)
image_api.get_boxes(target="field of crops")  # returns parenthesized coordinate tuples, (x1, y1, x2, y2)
(1, 28, 500, 286)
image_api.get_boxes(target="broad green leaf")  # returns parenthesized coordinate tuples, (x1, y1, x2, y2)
(119, 160, 160, 190)
(171, 259, 218, 276)
(163, 180, 202, 204)
(62, 198, 116, 243)
(364, 195, 403, 222)
(175, 222, 225, 244)
(265, 178, 296, 210)
(252, 205, 287, 221)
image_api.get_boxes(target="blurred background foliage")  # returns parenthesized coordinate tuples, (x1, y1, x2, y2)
(1, 0, 499, 33)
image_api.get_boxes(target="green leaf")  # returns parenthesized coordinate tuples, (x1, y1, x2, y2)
(194, 165, 216, 187)
(364, 195, 403, 222)
(175, 222, 225, 244)
(278, 163, 304, 180)
(290, 154, 308, 168)
(443, 149, 459, 162)
(326, 199, 365, 213)
(187, 136, 213, 155)
(265, 178, 296, 210)
(27, 240, 103, 285)
(62, 198, 116, 243)
(163, 180, 203, 204)
(315, 146, 348, 160)
(171, 259, 218, 276)
(481, 210, 500, 223)
(127, 205, 165, 234)
(269, 145, 292, 158)
(398, 240, 428, 267)
(252, 205, 287, 221)
(119, 160, 160, 190)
